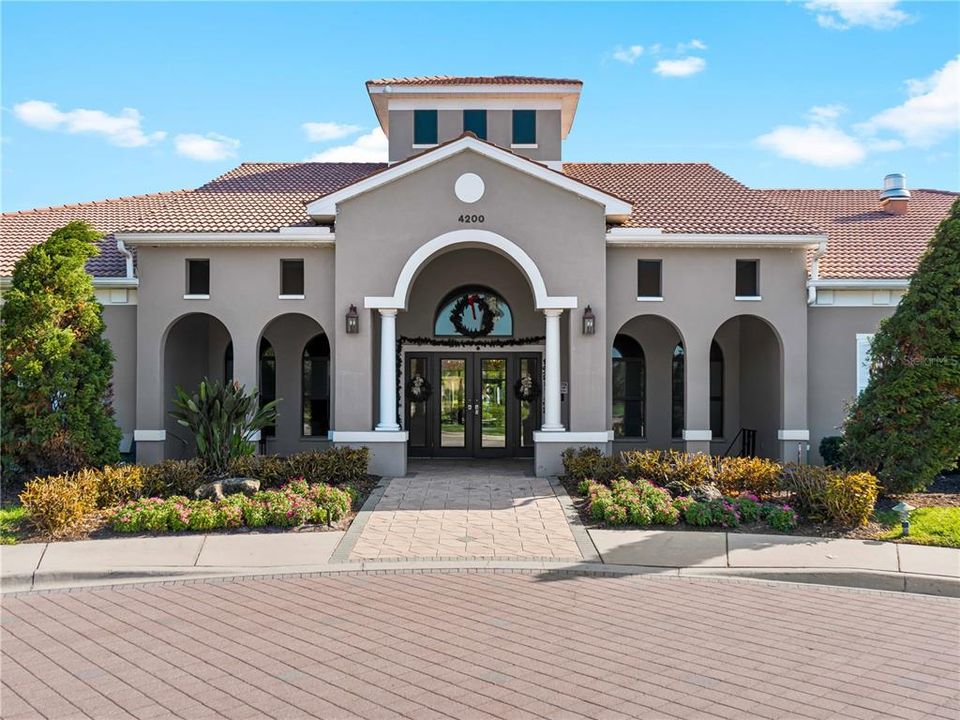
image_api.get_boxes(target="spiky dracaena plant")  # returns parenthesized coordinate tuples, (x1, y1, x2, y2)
(170, 378, 279, 477)
(843, 198, 960, 493)
(1, 221, 121, 476)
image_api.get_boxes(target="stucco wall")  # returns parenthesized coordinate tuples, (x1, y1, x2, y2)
(606, 245, 808, 459)
(333, 147, 607, 434)
(101, 305, 137, 452)
(388, 110, 561, 164)
(807, 305, 894, 463)
(134, 245, 336, 463)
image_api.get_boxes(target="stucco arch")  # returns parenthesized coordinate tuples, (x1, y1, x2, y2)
(363, 229, 577, 311)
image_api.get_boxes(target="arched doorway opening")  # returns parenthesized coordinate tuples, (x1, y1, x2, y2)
(258, 313, 329, 456)
(711, 315, 782, 458)
(162, 313, 232, 459)
(610, 315, 685, 450)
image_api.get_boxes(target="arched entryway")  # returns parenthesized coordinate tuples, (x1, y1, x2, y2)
(610, 314, 685, 451)
(396, 247, 546, 458)
(162, 312, 232, 459)
(710, 314, 782, 458)
(258, 313, 330, 455)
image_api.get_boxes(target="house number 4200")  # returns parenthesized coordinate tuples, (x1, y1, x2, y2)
(458, 214, 484, 223)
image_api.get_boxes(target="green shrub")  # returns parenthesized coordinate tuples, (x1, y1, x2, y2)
(583, 477, 679, 527)
(619, 450, 667, 484)
(781, 464, 879, 527)
(733, 494, 763, 523)
(562, 447, 621, 483)
(286, 447, 369, 486)
(141, 459, 206, 497)
(170, 378, 279, 476)
(765, 505, 798, 532)
(682, 499, 740, 528)
(713, 457, 782, 499)
(819, 436, 845, 468)
(227, 454, 292, 487)
(841, 197, 960, 493)
(89, 465, 143, 507)
(20, 472, 99, 535)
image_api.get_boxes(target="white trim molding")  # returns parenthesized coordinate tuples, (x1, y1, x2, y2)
(278, 294, 305, 300)
(365, 229, 578, 311)
(682, 429, 713, 442)
(533, 431, 614, 443)
(134, 429, 166, 442)
(734, 295, 762, 302)
(183, 294, 210, 300)
(327, 431, 409, 443)
(777, 429, 810, 441)
(607, 228, 827, 249)
(636, 296, 664, 302)
(306, 135, 631, 222)
(116, 231, 335, 246)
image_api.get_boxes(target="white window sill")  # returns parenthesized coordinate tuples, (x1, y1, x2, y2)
(511, 143, 538, 149)
(735, 296, 762, 301)
(412, 143, 438, 149)
(278, 294, 305, 300)
(183, 294, 210, 300)
(636, 296, 664, 302)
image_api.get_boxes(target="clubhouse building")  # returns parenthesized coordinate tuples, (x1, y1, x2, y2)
(2, 75, 955, 477)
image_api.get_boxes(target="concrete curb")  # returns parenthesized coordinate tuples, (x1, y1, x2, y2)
(328, 477, 389, 563)
(4, 558, 957, 598)
(548, 476, 601, 562)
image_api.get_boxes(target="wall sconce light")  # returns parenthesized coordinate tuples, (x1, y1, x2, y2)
(582, 305, 596, 335)
(345, 304, 359, 334)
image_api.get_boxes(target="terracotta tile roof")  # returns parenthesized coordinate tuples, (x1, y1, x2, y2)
(121, 162, 387, 234)
(763, 189, 957, 279)
(563, 162, 822, 235)
(1, 191, 187, 277)
(367, 75, 582, 87)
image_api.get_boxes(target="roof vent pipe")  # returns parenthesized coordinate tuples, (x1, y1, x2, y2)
(880, 173, 910, 215)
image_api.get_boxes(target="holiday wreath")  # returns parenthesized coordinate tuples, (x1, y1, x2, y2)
(405, 373, 432, 402)
(449, 293, 497, 338)
(514, 373, 541, 402)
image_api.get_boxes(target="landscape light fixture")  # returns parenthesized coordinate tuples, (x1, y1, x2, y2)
(891, 501, 915, 537)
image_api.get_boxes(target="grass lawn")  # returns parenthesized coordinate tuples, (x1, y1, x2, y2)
(0, 505, 26, 545)
(876, 507, 960, 548)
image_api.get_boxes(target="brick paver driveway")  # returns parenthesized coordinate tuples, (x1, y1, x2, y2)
(348, 460, 582, 561)
(3, 572, 958, 720)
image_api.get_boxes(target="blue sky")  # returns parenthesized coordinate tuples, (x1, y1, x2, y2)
(2, 1, 958, 211)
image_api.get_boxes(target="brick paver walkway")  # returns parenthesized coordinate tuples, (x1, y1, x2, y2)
(2, 572, 957, 719)
(348, 460, 582, 561)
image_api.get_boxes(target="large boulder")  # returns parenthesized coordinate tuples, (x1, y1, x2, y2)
(690, 483, 723, 502)
(194, 477, 260, 501)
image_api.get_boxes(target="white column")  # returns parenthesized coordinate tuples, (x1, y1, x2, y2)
(542, 308, 564, 431)
(376, 308, 400, 431)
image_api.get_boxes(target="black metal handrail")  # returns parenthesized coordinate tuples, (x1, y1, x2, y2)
(723, 427, 757, 457)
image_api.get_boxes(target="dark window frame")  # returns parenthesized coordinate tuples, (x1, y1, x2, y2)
(735, 259, 760, 298)
(671, 343, 685, 440)
(612, 334, 646, 439)
(637, 260, 663, 299)
(413, 109, 438, 145)
(710, 340, 724, 439)
(301, 333, 331, 437)
(463, 109, 487, 140)
(186, 258, 210, 296)
(259, 337, 277, 437)
(511, 110, 537, 145)
(280, 258, 305, 296)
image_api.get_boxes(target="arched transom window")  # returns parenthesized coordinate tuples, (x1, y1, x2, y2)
(434, 286, 513, 337)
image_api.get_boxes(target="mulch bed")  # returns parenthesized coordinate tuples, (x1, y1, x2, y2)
(6, 474, 380, 545)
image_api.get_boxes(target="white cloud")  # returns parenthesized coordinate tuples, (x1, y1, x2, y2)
(302, 121, 362, 142)
(677, 39, 708, 53)
(857, 56, 960, 147)
(12, 100, 165, 147)
(653, 57, 707, 78)
(612, 45, 644, 64)
(174, 132, 240, 161)
(306, 128, 388, 162)
(805, 1, 911, 30)
(807, 104, 847, 123)
(756, 124, 866, 167)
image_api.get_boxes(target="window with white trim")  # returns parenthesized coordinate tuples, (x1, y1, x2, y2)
(186, 259, 210, 296)
(856, 333, 875, 395)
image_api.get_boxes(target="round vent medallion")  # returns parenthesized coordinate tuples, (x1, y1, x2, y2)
(454, 173, 485, 203)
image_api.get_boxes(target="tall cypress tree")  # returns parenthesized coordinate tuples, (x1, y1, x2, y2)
(1, 221, 121, 476)
(843, 198, 960, 493)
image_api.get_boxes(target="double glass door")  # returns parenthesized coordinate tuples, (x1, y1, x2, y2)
(406, 353, 541, 458)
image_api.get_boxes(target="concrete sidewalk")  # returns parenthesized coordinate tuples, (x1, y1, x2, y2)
(2, 526, 958, 595)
